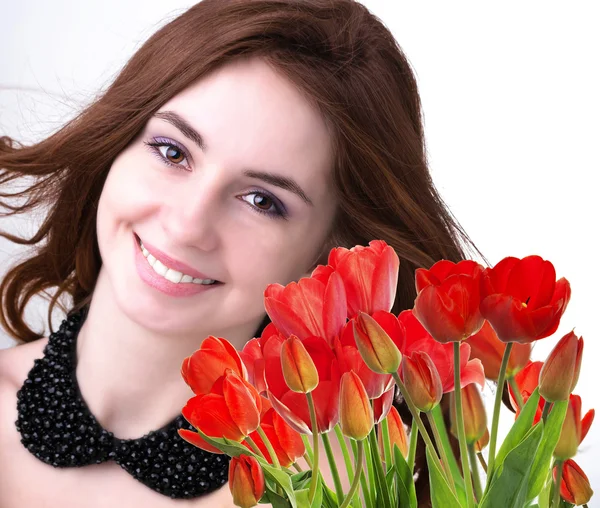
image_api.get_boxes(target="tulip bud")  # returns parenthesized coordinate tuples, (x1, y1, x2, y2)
(474, 428, 489, 452)
(340, 371, 374, 440)
(402, 352, 443, 412)
(450, 383, 487, 444)
(228, 455, 265, 508)
(554, 395, 595, 460)
(554, 459, 594, 506)
(378, 406, 408, 458)
(353, 312, 402, 374)
(281, 335, 319, 393)
(539, 331, 583, 402)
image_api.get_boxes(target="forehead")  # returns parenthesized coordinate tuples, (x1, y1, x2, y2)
(157, 57, 334, 200)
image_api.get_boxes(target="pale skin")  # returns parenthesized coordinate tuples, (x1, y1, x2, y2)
(0, 56, 350, 507)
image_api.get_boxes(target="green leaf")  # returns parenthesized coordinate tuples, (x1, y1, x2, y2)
(264, 488, 293, 508)
(479, 423, 544, 508)
(291, 470, 312, 491)
(526, 399, 568, 502)
(367, 432, 393, 508)
(425, 448, 461, 508)
(537, 471, 553, 508)
(261, 462, 298, 508)
(393, 445, 417, 508)
(430, 405, 465, 489)
(490, 388, 541, 481)
(295, 478, 323, 508)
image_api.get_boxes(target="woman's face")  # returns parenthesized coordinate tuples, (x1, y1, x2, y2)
(95, 57, 337, 338)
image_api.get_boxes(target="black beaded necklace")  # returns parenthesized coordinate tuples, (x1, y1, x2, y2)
(15, 305, 230, 499)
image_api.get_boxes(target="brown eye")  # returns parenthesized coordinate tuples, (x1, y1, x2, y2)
(165, 146, 185, 164)
(253, 194, 273, 210)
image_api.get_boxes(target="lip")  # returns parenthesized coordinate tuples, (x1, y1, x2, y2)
(134, 233, 220, 281)
(133, 234, 222, 298)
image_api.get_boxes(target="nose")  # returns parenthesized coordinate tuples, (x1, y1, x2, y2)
(160, 168, 222, 251)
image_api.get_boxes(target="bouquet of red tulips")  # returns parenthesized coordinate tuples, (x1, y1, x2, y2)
(178, 240, 594, 508)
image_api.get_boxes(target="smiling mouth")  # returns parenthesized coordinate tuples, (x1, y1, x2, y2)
(135, 234, 222, 285)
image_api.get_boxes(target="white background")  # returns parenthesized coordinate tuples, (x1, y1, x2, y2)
(1, 0, 598, 498)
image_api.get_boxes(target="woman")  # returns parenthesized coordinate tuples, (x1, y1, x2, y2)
(0, 0, 482, 506)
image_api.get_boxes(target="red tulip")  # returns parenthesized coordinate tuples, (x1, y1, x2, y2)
(179, 369, 262, 453)
(450, 383, 487, 444)
(264, 270, 347, 346)
(554, 394, 595, 460)
(244, 408, 305, 467)
(339, 371, 373, 440)
(181, 336, 247, 395)
(379, 406, 409, 458)
(372, 386, 395, 424)
(390, 310, 484, 393)
(413, 260, 485, 343)
(402, 351, 443, 412)
(465, 320, 531, 380)
(554, 459, 594, 506)
(480, 255, 571, 343)
(539, 331, 583, 402)
(257, 329, 341, 434)
(229, 455, 265, 508)
(318, 239, 400, 320)
(508, 361, 545, 423)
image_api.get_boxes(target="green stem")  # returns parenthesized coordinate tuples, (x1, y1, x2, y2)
(380, 416, 393, 469)
(368, 428, 393, 508)
(391, 372, 440, 460)
(334, 426, 362, 508)
(245, 436, 266, 460)
(301, 434, 314, 467)
(339, 440, 364, 508)
(454, 342, 476, 508)
(292, 462, 303, 473)
(542, 400, 553, 422)
(306, 392, 320, 504)
(468, 443, 483, 502)
(407, 417, 419, 473)
(362, 435, 376, 505)
(508, 377, 524, 408)
(322, 432, 344, 502)
(477, 451, 488, 473)
(256, 426, 281, 469)
(552, 460, 564, 508)
(426, 411, 457, 493)
(487, 342, 513, 477)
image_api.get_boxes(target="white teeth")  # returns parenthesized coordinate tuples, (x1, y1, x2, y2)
(138, 239, 216, 285)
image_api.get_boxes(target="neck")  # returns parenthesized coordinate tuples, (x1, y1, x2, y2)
(74, 267, 263, 439)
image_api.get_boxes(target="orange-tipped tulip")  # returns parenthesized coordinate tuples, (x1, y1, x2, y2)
(339, 371, 373, 440)
(554, 459, 594, 506)
(450, 383, 487, 444)
(378, 405, 408, 458)
(281, 335, 319, 393)
(539, 331, 583, 402)
(353, 311, 402, 374)
(229, 455, 265, 508)
(402, 351, 443, 412)
(465, 320, 531, 380)
(554, 394, 595, 460)
(413, 259, 485, 343)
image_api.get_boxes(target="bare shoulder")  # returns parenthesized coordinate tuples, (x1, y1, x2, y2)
(0, 337, 49, 389)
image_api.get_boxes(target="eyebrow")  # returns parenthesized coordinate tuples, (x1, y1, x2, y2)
(152, 110, 314, 207)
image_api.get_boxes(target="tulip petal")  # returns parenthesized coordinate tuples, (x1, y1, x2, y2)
(264, 296, 315, 341)
(581, 409, 595, 443)
(414, 285, 466, 343)
(222, 373, 261, 435)
(177, 428, 223, 454)
(267, 390, 312, 434)
(323, 271, 348, 345)
(505, 256, 556, 309)
(370, 245, 400, 313)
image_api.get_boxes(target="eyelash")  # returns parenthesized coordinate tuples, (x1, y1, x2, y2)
(143, 138, 288, 220)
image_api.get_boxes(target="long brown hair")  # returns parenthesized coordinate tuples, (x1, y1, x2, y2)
(1, 1, 484, 502)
